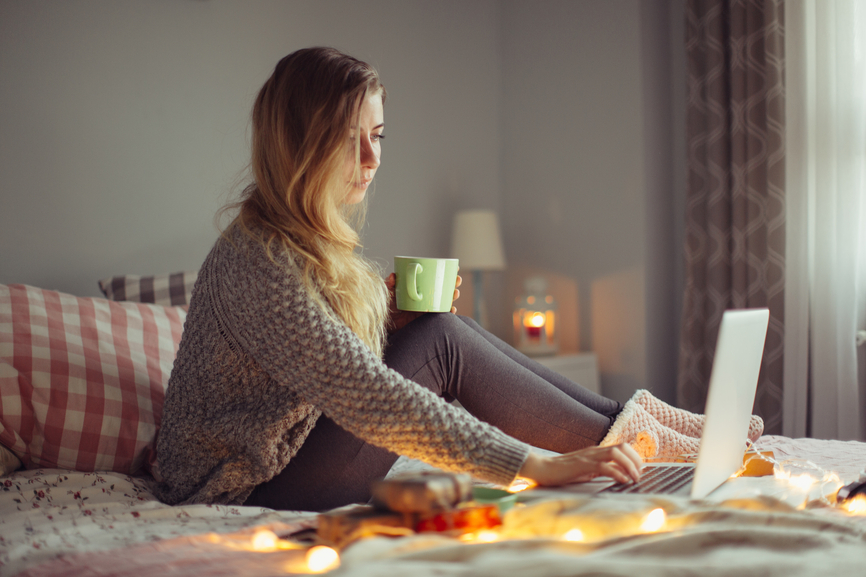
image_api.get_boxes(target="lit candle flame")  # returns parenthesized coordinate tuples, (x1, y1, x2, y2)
(306, 546, 340, 573)
(530, 312, 545, 328)
(563, 528, 584, 542)
(640, 508, 666, 533)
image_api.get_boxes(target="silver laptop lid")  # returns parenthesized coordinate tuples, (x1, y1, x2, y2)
(690, 308, 769, 498)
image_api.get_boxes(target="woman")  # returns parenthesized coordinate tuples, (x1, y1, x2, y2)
(154, 47, 757, 512)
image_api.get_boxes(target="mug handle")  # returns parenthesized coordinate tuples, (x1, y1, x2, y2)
(407, 263, 423, 301)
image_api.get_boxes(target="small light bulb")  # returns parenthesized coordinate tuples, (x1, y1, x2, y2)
(475, 530, 499, 542)
(508, 478, 534, 492)
(306, 546, 340, 573)
(844, 495, 866, 515)
(640, 508, 666, 533)
(250, 529, 278, 551)
(789, 473, 815, 491)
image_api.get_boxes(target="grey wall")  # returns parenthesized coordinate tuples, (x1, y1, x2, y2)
(0, 0, 685, 403)
(0, 0, 504, 297)
(499, 0, 684, 402)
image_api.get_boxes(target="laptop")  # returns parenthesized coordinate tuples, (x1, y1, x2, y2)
(582, 308, 770, 499)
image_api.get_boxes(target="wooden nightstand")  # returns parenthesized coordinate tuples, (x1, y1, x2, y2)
(534, 352, 600, 394)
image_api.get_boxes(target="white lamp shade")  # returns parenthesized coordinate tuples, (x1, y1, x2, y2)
(450, 210, 506, 270)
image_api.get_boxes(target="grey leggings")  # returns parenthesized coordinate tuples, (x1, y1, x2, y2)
(245, 313, 622, 511)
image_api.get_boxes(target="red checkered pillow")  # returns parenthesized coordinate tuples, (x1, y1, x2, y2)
(0, 283, 186, 474)
(98, 271, 198, 307)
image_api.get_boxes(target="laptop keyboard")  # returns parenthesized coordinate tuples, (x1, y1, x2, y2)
(601, 465, 694, 495)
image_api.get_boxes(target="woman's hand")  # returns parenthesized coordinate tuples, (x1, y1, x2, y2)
(517, 443, 643, 487)
(385, 272, 462, 333)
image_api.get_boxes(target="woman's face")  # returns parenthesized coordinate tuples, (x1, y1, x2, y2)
(343, 91, 384, 205)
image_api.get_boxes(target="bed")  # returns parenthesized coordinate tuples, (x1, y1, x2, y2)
(3, 279, 866, 576)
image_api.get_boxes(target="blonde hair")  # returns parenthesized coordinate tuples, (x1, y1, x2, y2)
(223, 47, 389, 356)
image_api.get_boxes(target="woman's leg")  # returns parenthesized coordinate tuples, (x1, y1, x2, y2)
(454, 315, 617, 415)
(382, 313, 622, 454)
(244, 414, 399, 512)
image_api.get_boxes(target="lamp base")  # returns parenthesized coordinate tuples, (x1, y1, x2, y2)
(472, 270, 486, 328)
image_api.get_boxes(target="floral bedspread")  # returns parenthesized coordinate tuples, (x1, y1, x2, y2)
(0, 469, 317, 576)
(0, 455, 434, 576)
(2, 437, 866, 576)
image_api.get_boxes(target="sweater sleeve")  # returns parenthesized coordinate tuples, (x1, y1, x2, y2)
(208, 235, 530, 487)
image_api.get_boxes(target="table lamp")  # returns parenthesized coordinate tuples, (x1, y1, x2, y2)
(450, 210, 506, 327)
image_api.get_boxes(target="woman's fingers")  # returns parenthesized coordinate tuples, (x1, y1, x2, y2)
(613, 445, 642, 477)
(619, 443, 643, 470)
(519, 443, 644, 488)
(598, 461, 634, 484)
(450, 276, 461, 314)
(596, 444, 642, 482)
(556, 444, 642, 486)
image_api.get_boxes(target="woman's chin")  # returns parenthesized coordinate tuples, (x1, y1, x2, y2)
(344, 185, 368, 205)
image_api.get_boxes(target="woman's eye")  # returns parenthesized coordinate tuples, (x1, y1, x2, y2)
(372, 134, 385, 142)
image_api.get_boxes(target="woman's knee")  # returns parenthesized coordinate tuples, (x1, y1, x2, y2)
(454, 314, 481, 331)
(387, 312, 475, 363)
(405, 311, 466, 335)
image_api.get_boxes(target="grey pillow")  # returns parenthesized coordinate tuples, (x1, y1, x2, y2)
(98, 271, 198, 307)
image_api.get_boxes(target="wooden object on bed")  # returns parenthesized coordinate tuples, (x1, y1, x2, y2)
(321, 471, 474, 547)
(371, 471, 473, 513)
(318, 504, 417, 548)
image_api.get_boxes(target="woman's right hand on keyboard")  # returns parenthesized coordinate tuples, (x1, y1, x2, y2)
(517, 443, 643, 487)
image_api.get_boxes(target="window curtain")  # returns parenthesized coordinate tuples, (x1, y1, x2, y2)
(785, 0, 866, 441)
(679, 0, 786, 434)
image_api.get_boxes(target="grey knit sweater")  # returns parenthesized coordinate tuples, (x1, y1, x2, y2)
(153, 226, 530, 506)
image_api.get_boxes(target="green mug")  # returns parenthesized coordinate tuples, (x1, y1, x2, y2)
(394, 256, 459, 313)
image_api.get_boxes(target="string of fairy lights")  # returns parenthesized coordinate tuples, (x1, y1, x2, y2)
(231, 441, 866, 573)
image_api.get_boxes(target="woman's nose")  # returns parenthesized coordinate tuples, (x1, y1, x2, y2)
(360, 138, 380, 169)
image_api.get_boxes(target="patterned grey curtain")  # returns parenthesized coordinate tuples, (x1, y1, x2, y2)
(679, 0, 785, 434)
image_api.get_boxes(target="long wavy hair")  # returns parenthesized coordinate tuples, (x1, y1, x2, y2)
(223, 47, 389, 356)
